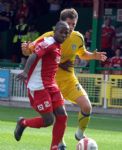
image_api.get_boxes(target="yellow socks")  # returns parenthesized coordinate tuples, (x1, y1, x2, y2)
(75, 111, 91, 140)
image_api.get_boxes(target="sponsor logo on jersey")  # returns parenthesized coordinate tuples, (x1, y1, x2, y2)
(37, 101, 51, 111)
(37, 104, 44, 111)
(44, 101, 51, 108)
(72, 44, 77, 50)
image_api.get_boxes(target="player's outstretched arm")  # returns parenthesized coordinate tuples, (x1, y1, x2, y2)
(21, 31, 53, 56)
(80, 51, 107, 62)
(92, 51, 107, 61)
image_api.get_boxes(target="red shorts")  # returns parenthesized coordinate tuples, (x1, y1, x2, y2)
(28, 88, 64, 114)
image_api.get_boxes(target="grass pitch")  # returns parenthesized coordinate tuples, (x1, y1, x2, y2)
(0, 106, 122, 150)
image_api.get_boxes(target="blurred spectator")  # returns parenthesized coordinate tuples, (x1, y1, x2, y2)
(25, 24, 40, 41)
(12, 16, 29, 66)
(0, 0, 5, 13)
(101, 17, 116, 59)
(11, 0, 19, 25)
(75, 55, 89, 73)
(0, 1, 13, 31)
(74, 29, 91, 73)
(16, 0, 29, 21)
(84, 30, 92, 50)
(116, 26, 122, 45)
(47, 0, 61, 12)
(101, 59, 111, 74)
(75, 55, 89, 67)
(118, 40, 122, 52)
(109, 48, 122, 75)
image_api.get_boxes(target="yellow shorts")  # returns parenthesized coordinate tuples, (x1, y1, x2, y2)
(56, 77, 88, 104)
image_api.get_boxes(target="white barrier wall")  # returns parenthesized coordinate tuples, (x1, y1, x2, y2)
(10, 69, 29, 102)
(0, 69, 122, 108)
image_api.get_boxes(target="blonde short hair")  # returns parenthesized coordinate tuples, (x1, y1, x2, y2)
(60, 8, 78, 21)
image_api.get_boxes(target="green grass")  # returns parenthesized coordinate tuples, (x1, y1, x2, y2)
(0, 106, 122, 150)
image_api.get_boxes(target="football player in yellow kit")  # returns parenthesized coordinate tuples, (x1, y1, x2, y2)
(22, 8, 107, 150)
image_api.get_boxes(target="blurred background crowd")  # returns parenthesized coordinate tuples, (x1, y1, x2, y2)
(0, 0, 122, 74)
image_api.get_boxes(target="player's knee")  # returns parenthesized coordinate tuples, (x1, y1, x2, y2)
(82, 103, 92, 114)
(81, 103, 92, 117)
(43, 114, 55, 127)
(76, 96, 92, 114)
(62, 114, 68, 122)
(64, 114, 68, 124)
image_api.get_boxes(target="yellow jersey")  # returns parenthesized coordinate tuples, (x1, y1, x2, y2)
(28, 31, 87, 80)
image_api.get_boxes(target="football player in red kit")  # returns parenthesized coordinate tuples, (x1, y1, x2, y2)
(14, 21, 70, 150)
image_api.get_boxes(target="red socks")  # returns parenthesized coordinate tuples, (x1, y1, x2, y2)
(50, 115, 67, 150)
(20, 115, 67, 150)
(22, 117, 45, 128)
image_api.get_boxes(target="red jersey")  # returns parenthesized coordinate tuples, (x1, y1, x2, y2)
(110, 56, 122, 68)
(101, 25, 116, 49)
(27, 37, 61, 91)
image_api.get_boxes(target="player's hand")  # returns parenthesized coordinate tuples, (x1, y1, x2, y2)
(16, 72, 28, 82)
(21, 41, 31, 56)
(59, 60, 74, 72)
(94, 51, 107, 62)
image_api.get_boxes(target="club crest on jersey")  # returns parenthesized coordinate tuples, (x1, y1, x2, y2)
(75, 83, 81, 91)
(72, 44, 77, 50)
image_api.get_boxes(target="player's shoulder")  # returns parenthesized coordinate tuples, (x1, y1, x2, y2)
(37, 37, 55, 48)
(34, 31, 54, 43)
(72, 31, 83, 36)
(44, 37, 55, 45)
(44, 31, 54, 36)
(71, 31, 84, 39)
